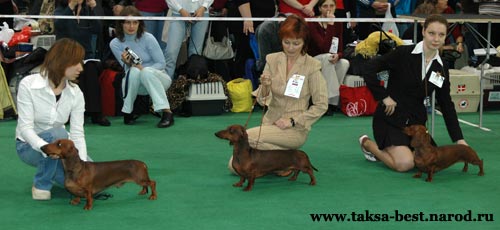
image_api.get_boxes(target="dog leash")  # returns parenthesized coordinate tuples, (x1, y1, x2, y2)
(243, 86, 268, 150)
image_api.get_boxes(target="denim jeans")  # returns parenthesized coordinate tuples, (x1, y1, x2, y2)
(164, 12, 209, 78)
(16, 127, 68, 191)
(122, 67, 172, 113)
(140, 10, 167, 51)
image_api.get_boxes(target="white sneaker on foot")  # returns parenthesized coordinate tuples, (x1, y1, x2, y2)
(228, 156, 237, 175)
(32, 186, 51, 200)
(359, 135, 377, 162)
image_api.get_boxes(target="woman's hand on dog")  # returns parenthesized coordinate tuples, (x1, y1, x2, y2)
(456, 139, 468, 146)
(382, 96, 397, 116)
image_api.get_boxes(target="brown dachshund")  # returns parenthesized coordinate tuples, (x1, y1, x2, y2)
(403, 125, 484, 182)
(41, 139, 157, 210)
(215, 124, 318, 191)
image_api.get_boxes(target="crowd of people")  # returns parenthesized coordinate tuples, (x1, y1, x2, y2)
(1, 0, 499, 200)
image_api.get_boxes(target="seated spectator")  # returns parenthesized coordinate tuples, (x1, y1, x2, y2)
(54, 0, 111, 126)
(308, 0, 349, 115)
(109, 6, 174, 128)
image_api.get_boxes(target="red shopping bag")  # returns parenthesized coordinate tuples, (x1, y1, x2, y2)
(339, 85, 378, 117)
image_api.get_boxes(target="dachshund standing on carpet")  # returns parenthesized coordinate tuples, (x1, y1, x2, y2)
(403, 125, 484, 182)
(215, 124, 318, 191)
(41, 139, 157, 210)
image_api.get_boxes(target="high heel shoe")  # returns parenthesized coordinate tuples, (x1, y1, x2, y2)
(123, 113, 139, 125)
(157, 112, 174, 128)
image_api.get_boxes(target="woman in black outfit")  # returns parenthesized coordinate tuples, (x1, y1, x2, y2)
(359, 14, 468, 172)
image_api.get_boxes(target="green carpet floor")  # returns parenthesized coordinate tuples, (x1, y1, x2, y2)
(0, 110, 499, 230)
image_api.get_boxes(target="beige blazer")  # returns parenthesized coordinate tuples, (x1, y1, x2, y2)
(254, 52, 328, 131)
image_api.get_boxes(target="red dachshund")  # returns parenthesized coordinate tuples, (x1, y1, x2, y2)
(403, 125, 484, 182)
(41, 139, 157, 210)
(215, 124, 318, 191)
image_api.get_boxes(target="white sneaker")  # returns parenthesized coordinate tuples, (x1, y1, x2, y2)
(228, 156, 237, 175)
(359, 135, 378, 162)
(32, 186, 51, 200)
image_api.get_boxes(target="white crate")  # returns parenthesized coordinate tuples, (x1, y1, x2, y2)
(185, 82, 227, 116)
(343, 74, 366, 87)
(186, 82, 227, 101)
(30, 35, 55, 50)
(483, 72, 500, 90)
(449, 69, 481, 95)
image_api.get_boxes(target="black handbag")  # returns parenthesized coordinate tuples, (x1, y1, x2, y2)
(176, 54, 209, 81)
(378, 29, 396, 55)
(372, 24, 396, 55)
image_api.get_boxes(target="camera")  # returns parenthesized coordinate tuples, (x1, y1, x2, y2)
(125, 47, 142, 65)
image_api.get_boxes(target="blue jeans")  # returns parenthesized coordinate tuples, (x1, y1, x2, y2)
(122, 67, 172, 113)
(164, 12, 209, 78)
(140, 11, 167, 51)
(16, 127, 68, 191)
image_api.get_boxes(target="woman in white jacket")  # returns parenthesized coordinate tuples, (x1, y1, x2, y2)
(15, 38, 90, 200)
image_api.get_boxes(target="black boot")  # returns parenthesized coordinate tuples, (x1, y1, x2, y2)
(157, 112, 174, 128)
(91, 113, 111, 126)
(123, 113, 139, 125)
(323, 104, 334, 116)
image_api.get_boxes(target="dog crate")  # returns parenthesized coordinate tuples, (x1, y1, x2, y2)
(30, 35, 55, 50)
(483, 72, 500, 90)
(449, 69, 480, 113)
(185, 81, 227, 115)
(343, 75, 366, 87)
(344, 73, 388, 88)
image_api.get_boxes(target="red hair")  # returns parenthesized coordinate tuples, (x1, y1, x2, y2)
(278, 14, 310, 55)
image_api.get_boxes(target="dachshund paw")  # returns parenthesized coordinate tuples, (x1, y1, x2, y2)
(70, 197, 81, 205)
(232, 182, 243, 187)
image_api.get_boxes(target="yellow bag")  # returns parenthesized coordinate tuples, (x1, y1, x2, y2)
(227, 78, 253, 112)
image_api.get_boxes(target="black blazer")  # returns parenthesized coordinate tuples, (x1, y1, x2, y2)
(362, 44, 464, 142)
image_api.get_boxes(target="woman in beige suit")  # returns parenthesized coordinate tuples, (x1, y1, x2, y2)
(228, 14, 328, 173)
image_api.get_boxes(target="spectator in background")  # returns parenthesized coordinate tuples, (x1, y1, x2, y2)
(110, 6, 174, 128)
(209, 0, 229, 41)
(164, 0, 213, 79)
(136, 1, 169, 51)
(254, 13, 286, 74)
(0, 0, 18, 28)
(308, 0, 349, 115)
(356, 0, 397, 40)
(227, 0, 278, 78)
(334, 0, 358, 46)
(278, 0, 318, 18)
(54, 0, 111, 126)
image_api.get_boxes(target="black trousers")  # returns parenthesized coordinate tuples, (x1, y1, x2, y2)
(79, 61, 103, 114)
